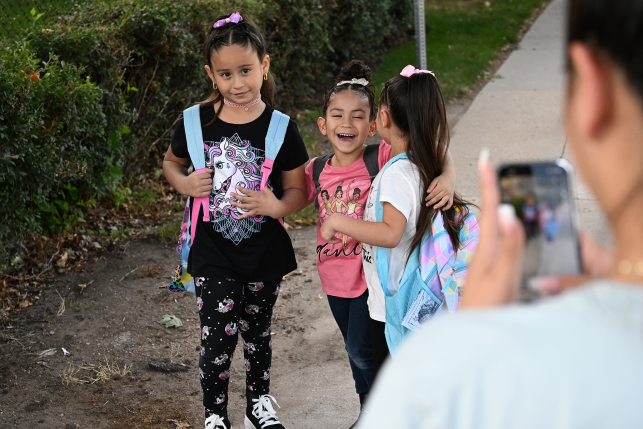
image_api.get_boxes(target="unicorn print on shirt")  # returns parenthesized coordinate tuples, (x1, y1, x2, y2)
(204, 133, 272, 245)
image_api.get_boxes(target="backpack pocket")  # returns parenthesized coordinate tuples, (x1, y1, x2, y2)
(384, 268, 442, 354)
(163, 196, 196, 295)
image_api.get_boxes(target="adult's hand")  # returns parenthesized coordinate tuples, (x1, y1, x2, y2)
(460, 150, 526, 309)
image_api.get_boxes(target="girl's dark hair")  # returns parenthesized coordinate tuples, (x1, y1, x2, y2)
(201, 13, 275, 123)
(568, 0, 643, 103)
(321, 190, 329, 199)
(380, 74, 472, 256)
(322, 60, 377, 121)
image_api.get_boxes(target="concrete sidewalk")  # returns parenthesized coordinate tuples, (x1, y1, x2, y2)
(450, 0, 610, 243)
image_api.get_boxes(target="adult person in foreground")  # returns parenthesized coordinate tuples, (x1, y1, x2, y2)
(356, 0, 643, 427)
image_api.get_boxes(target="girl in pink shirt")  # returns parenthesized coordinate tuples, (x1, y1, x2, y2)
(302, 60, 456, 427)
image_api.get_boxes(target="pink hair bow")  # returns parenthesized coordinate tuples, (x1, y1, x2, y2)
(213, 12, 243, 28)
(400, 64, 435, 78)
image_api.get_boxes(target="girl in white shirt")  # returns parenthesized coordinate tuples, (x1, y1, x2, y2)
(320, 66, 472, 375)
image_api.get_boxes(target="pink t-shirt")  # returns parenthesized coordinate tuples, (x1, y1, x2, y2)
(305, 142, 392, 298)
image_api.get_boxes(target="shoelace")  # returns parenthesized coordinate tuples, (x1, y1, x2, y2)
(205, 414, 227, 429)
(251, 394, 282, 428)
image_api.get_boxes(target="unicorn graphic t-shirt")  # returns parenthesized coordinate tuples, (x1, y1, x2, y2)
(171, 104, 308, 281)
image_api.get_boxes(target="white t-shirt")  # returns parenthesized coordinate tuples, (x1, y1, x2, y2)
(362, 159, 422, 322)
(356, 281, 643, 429)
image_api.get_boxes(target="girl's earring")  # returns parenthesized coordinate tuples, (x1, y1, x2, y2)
(264, 74, 267, 81)
(213, 82, 218, 90)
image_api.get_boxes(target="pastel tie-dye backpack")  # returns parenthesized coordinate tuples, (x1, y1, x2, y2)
(165, 105, 291, 294)
(374, 153, 480, 353)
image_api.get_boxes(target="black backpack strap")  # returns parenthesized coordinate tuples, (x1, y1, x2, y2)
(312, 153, 334, 210)
(363, 142, 381, 183)
(312, 153, 334, 196)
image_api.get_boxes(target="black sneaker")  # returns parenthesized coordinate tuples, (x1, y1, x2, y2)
(205, 413, 233, 429)
(349, 393, 368, 429)
(245, 393, 286, 429)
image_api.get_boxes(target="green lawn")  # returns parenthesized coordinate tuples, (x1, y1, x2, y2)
(372, 0, 551, 100)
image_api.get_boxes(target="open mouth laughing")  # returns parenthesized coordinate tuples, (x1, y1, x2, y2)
(337, 133, 356, 142)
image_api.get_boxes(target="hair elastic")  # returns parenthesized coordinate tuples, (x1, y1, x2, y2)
(213, 12, 243, 28)
(336, 78, 369, 87)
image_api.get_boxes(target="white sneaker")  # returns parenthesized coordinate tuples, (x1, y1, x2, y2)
(244, 394, 286, 429)
(205, 413, 232, 429)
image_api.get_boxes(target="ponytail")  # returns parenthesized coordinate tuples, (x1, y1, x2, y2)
(380, 73, 473, 256)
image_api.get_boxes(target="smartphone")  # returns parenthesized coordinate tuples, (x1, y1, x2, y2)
(498, 160, 582, 299)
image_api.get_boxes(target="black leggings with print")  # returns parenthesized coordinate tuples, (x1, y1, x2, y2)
(194, 276, 281, 418)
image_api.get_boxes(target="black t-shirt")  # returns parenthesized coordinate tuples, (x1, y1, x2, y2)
(170, 104, 309, 281)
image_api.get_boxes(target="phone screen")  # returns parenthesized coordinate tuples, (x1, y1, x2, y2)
(499, 162, 582, 293)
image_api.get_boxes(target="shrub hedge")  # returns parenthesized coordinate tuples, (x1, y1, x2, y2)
(1, 0, 411, 262)
(0, 43, 129, 253)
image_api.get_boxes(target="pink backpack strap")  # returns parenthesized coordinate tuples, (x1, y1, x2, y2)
(190, 168, 211, 245)
(259, 159, 274, 192)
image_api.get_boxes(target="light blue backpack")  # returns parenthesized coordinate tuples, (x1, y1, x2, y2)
(375, 153, 480, 354)
(165, 105, 291, 294)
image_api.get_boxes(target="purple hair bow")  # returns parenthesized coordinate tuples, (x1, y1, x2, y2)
(400, 64, 435, 78)
(213, 12, 243, 29)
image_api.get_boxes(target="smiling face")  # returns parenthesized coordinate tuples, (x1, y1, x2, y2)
(318, 90, 376, 156)
(205, 44, 269, 105)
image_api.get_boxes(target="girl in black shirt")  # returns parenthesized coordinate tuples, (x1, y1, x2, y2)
(163, 12, 308, 429)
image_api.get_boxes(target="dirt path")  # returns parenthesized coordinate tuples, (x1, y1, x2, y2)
(0, 226, 363, 429)
(0, 95, 479, 429)
(1, 6, 559, 422)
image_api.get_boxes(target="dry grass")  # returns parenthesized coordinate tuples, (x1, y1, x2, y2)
(56, 290, 67, 316)
(60, 358, 132, 386)
(168, 343, 181, 364)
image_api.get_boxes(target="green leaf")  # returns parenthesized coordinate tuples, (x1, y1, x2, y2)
(120, 125, 131, 134)
(109, 165, 124, 180)
(107, 132, 120, 149)
(37, 201, 53, 212)
(64, 183, 79, 201)
(54, 200, 69, 212)
(30, 8, 36, 16)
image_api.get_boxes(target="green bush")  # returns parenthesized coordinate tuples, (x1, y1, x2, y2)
(24, 0, 411, 172)
(0, 0, 411, 265)
(0, 43, 128, 253)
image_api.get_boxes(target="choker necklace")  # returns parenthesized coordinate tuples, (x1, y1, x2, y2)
(223, 95, 262, 111)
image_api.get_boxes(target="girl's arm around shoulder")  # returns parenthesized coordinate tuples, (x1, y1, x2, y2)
(320, 203, 407, 248)
(426, 149, 456, 209)
(378, 142, 456, 210)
